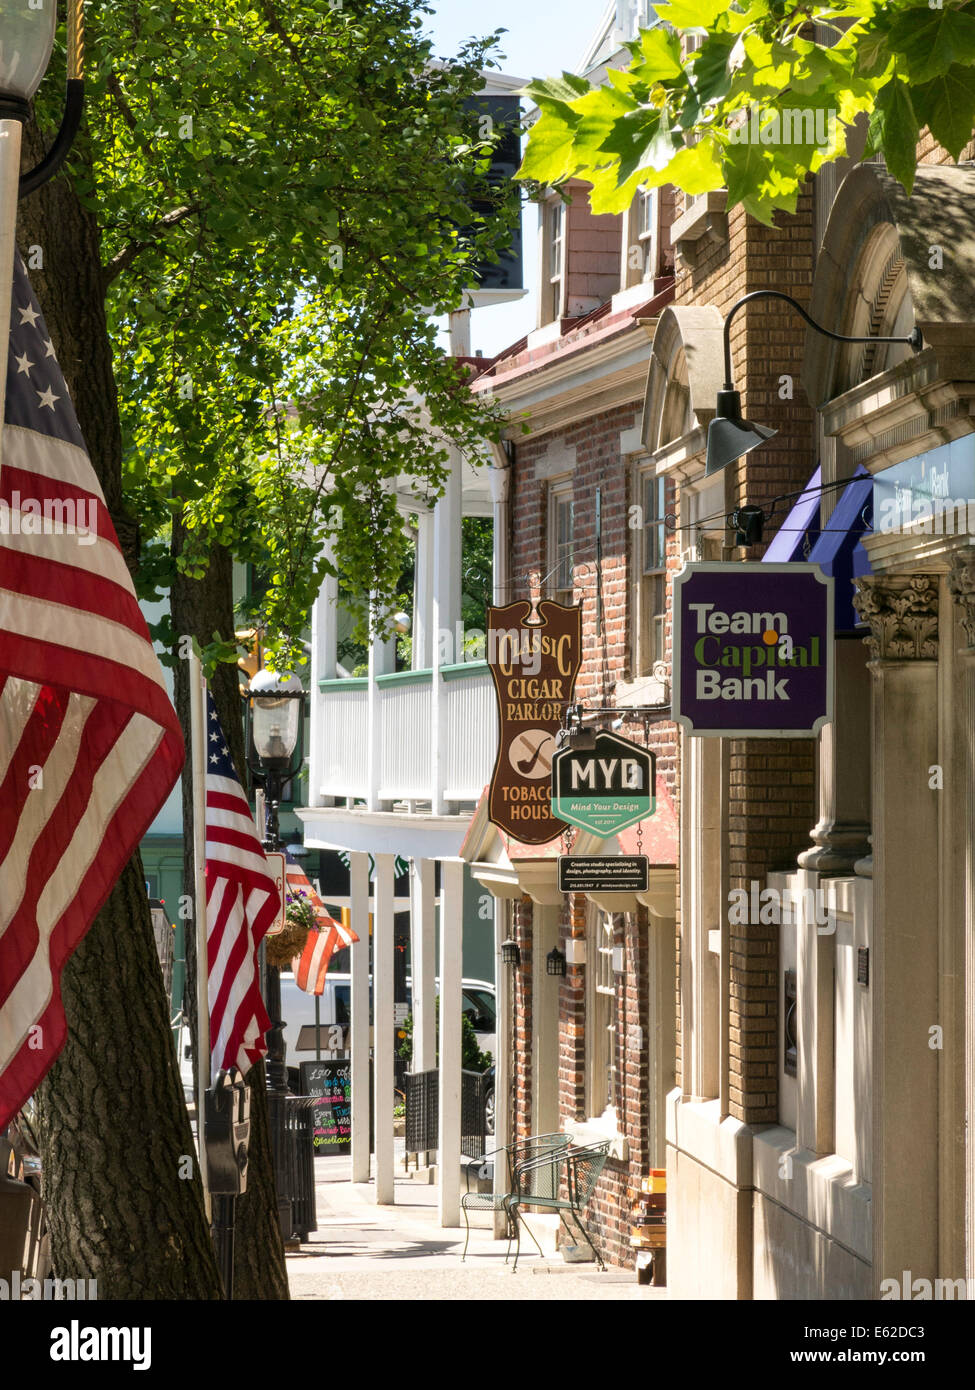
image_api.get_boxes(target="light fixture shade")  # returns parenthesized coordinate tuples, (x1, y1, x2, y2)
(0, 0, 57, 102)
(248, 669, 303, 766)
(705, 389, 777, 476)
(501, 937, 521, 967)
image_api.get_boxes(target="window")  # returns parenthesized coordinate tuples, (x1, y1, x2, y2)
(628, 185, 656, 284)
(548, 483, 575, 606)
(462, 987, 495, 1031)
(547, 199, 565, 322)
(587, 910, 618, 1116)
(637, 186, 655, 279)
(683, 476, 726, 563)
(636, 470, 667, 673)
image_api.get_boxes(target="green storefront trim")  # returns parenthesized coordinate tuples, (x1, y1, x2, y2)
(318, 676, 369, 691)
(375, 668, 432, 689)
(319, 662, 488, 692)
(441, 660, 488, 681)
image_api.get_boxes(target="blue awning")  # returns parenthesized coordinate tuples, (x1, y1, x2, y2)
(807, 467, 872, 632)
(762, 464, 822, 561)
(762, 464, 872, 631)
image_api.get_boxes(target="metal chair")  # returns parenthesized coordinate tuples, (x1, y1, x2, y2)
(507, 1140, 611, 1272)
(460, 1132, 571, 1262)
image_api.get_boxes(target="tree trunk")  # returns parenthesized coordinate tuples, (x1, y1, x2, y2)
(171, 517, 290, 1300)
(14, 130, 223, 1296)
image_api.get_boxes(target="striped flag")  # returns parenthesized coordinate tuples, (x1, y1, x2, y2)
(286, 852, 358, 996)
(0, 255, 184, 1131)
(204, 692, 279, 1081)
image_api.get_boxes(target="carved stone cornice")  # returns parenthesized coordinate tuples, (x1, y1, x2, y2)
(852, 574, 939, 661)
(947, 548, 975, 650)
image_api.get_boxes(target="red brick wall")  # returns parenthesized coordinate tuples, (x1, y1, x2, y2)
(507, 398, 679, 1266)
(668, 184, 820, 1124)
(511, 896, 533, 1141)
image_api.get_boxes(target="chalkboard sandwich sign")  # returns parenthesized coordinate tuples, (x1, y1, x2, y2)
(300, 1059, 351, 1156)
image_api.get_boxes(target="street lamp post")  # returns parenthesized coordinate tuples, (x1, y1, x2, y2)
(0, 0, 86, 450)
(244, 668, 305, 1241)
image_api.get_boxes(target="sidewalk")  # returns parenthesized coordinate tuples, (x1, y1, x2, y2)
(286, 1151, 667, 1301)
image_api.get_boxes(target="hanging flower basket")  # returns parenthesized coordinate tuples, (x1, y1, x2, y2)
(265, 890, 318, 969)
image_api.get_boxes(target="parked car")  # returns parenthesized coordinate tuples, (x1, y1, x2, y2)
(404, 975, 496, 1063)
(278, 971, 496, 1071)
(278, 972, 358, 1071)
(483, 1063, 495, 1137)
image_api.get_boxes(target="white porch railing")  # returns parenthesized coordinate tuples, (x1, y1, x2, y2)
(315, 661, 496, 808)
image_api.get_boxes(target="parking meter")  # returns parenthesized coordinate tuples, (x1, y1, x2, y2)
(205, 1067, 250, 1196)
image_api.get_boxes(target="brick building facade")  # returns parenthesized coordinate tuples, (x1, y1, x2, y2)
(462, 174, 681, 1263)
(461, 11, 975, 1295)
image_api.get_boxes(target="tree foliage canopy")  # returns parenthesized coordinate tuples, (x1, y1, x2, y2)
(37, 0, 517, 669)
(517, 0, 975, 225)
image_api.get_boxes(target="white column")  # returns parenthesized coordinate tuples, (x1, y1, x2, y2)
(413, 510, 435, 671)
(373, 852, 396, 1204)
(411, 858, 437, 1073)
(854, 574, 940, 1291)
(795, 868, 835, 1157)
(493, 895, 511, 1235)
(490, 444, 511, 607)
(366, 599, 396, 812)
(0, 119, 23, 479)
(947, 551, 975, 1281)
(430, 453, 462, 813)
(307, 539, 338, 808)
(448, 308, 471, 358)
(349, 851, 371, 1184)
(438, 858, 465, 1226)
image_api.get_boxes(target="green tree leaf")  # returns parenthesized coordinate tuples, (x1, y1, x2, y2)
(867, 77, 920, 189)
(911, 64, 975, 159)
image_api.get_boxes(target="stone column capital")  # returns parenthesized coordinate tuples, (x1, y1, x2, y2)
(947, 547, 975, 650)
(852, 573, 939, 662)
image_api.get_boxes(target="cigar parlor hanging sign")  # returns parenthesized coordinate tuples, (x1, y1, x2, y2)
(486, 600, 582, 844)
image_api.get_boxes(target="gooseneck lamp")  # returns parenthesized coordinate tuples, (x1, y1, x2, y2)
(705, 290, 923, 477)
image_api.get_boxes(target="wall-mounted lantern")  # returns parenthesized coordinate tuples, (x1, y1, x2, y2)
(546, 946, 566, 977)
(501, 937, 521, 967)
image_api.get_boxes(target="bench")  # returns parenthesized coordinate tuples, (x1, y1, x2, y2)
(507, 1140, 611, 1272)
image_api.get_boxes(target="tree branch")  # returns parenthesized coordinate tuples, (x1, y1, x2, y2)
(259, 1, 319, 99)
(101, 203, 202, 287)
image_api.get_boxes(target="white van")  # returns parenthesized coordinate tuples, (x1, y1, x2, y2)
(278, 972, 496, 1071)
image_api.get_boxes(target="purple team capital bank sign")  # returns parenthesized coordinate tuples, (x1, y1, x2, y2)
(673, 563, 834, 738)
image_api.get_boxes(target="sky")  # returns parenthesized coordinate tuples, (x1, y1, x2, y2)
(424, 0, 610, 358)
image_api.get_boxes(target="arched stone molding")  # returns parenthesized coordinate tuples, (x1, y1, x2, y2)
(803, 164, 975, 419)
(640, 304, 726, 461)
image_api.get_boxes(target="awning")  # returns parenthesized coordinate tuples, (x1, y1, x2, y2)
(806, 467, 872, 632)
(762, 463, 872, 632)
(762, 464, 822, 561)
(460, 781, 678, 912)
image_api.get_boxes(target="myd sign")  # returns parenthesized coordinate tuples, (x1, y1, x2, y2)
(673, 562, 834, 737)
(552, 731, 655, 837)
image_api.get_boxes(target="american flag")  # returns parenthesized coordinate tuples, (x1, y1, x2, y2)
(0, 255, 184, 1131)
(205, 692, 278, 1081)
(286, 852, 358, 995)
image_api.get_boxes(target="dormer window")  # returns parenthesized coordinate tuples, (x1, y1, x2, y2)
(622, 185, 658, 290)
(548, 199, 565, 321)
(637, 186, 655, 280)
